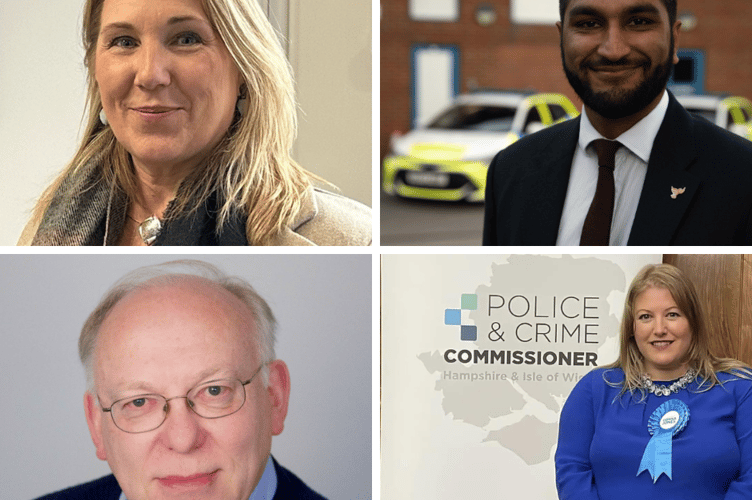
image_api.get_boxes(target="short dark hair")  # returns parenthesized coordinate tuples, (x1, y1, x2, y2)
(559, 0, 677, 26)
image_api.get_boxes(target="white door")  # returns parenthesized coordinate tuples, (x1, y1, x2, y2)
(412, 45, 459, 127)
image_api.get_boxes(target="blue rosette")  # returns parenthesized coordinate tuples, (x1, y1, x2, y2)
(637, 399, 690, 482)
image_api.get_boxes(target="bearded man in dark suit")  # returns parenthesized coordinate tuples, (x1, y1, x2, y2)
(483, 0, 752, 246)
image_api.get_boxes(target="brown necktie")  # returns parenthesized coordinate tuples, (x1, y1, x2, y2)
(580, 139, 621, 246)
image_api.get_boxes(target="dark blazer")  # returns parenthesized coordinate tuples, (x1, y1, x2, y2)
(483, 91, 752, 245)
(33, 457, 328, 500)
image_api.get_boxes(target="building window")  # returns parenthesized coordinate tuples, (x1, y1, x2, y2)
(409, 0, 459, 22)
(510, 0, 559, 24)
(668, 50, 705, 95)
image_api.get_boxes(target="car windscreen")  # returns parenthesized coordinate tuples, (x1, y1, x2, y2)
(427, 104, 516, 132)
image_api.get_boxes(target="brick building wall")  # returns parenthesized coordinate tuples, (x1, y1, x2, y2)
(380, 0, 752, 157)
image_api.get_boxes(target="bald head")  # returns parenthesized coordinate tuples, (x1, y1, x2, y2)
(79, 261, 276, 391)
(94, 277, 258, 393)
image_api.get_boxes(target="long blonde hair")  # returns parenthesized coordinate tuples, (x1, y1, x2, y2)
(604, 264, 752, 398)
(25, 0, 313, 245)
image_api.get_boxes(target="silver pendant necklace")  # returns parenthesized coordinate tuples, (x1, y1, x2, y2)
(640, 368, 697, 396)
(127, 214, 162, 246)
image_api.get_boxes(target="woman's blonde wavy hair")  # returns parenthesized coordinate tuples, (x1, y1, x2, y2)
(604, 263, 752, 399)
(25, 0, 314, 245)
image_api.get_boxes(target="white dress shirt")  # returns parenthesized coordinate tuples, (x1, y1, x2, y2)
(556, 90, 670, 246)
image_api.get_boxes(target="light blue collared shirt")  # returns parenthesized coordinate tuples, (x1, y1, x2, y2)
(119, 455, 277, 500)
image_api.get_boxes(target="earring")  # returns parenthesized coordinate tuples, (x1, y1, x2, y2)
(99, 109, 108, 126)
(236, 85, 248, 117)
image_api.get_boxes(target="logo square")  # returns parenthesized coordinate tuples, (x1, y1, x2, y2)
(444, 309, 461, 325)
(461, 325, 477, 341)
(461, 294, 477, 310)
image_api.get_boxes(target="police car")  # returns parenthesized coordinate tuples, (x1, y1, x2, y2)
(382, 90, 579, 202)
(675, 94, 752, 141)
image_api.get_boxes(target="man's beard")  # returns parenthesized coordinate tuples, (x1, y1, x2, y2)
(561, 37, 674, 120)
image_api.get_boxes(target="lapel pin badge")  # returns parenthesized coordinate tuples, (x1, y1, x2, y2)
(670, 186, 686, 199)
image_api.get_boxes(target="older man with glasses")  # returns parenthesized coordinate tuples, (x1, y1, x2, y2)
(36, 261, 327, 500)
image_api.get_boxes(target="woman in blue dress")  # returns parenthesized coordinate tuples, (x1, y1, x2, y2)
(556, 264, 752, 499)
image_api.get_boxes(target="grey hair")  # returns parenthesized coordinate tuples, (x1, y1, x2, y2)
(79, 260, 276, 391)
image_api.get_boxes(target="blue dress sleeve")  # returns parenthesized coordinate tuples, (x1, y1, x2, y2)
(724, 379, 752, 500)
(555, 371, 601, 500)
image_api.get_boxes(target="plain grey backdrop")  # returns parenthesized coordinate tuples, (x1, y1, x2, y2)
(0, 254, 371, 500)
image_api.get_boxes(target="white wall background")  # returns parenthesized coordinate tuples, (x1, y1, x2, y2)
(0, 1, 87, 246)
(0, 254, 372, 500)
(0, 0, 372, 246)
(289, 1, 372, 207)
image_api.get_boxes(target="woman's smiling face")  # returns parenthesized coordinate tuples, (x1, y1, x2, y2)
(633, 286, 692, 380)
(95, 0, 241, 174)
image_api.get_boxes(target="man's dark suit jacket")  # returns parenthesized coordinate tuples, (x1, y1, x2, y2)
(34, 457, 328, 500)
(483, 91, 752, 245)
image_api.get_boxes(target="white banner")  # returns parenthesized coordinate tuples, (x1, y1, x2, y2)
(382, 254, 661, 499)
